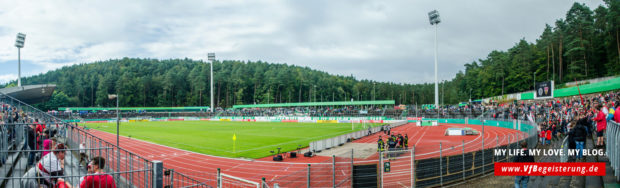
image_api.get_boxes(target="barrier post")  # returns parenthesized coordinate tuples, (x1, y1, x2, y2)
(217, 168, 221, 188)
(153, 161, 163, 188)
(169, 169, 175, 188)
(307, 164, 311, 188)
(351, 148, 354, 188)
(440, 142, 443, 187)
(379, 150, 383, 188)
(332, 155, 336, 188)
(482, 120, 485, 174)
(462, 140, 465, 181)
(411, 146, 415, 188)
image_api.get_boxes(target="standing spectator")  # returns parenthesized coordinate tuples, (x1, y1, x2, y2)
(608, 104, 615, 121)
(614, 101, 620, 123)
(593, 104, 607, 147)
(377, 136, 385, 152)
(573, 118, 587, 161)
(566, 121, 576, 161)
(80, 156, 117, 188)
(26, 123, 37, 167)
(539, 128, 546, 146)
(545, 128, 552, 145)
(514, 141, 535, 188)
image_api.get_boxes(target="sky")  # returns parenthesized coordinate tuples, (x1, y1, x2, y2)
(0, 0, 606, 85)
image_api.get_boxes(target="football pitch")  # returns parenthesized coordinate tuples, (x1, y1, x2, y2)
(86, 121, 382, 159)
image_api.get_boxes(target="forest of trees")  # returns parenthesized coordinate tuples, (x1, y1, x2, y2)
(1, 2, 618, 111)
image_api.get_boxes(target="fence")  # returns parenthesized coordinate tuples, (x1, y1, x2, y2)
(0, 92, 209, 188)
(607, 120, 620, 182)
(309, 121, 407, 153)
(263, 118, 538, 187)
(1, 90, 542, 188)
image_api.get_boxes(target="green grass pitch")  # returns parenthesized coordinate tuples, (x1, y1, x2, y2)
(86, 121, 382, 159)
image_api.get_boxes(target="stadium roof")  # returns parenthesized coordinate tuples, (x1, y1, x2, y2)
(0, 84, 56, 104)
(58, 106, 209, 112)
(232, 100, 395, 108)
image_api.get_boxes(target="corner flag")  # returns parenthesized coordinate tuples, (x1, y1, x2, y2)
(232, 133, 237, 155)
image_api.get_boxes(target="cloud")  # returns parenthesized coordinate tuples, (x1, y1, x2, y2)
(0, 74, 16, 84)
(0, 0, 605, 85)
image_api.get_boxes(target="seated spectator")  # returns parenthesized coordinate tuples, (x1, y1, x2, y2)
(80, 156, 117, 188)
(35, 143, 67, 187)
(79, 142, 89, 167)
(42, 137, 58, 157)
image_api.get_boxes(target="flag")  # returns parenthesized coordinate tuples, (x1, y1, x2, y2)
(574, 78, 584, 104)
(232, 133, 237, 141)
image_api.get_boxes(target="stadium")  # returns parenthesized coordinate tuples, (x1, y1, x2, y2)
(1, 1, 620, 188)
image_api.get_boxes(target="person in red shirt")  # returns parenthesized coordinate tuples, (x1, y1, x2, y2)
(545, 128, 552, 145)
(539, 128, 546, 146)
(80, 156, 116, 188)
(593, 104, 607, 147)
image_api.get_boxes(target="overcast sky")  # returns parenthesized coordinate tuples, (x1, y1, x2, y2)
(0, 0, 605, 85)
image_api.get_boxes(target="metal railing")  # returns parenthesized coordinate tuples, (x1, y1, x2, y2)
(308, 121, 407, 153)
(263, 118, 538, 188)
(607, 120, 619, 182)
(2, 91, 551, 188)
(0, 92, 209, 188)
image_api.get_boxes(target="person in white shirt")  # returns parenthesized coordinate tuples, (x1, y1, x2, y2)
(33, 143, 67, 188)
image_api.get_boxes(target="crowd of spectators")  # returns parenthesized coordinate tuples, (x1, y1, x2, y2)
(51, 106, 397, 119)
(1, 97, 117, 187)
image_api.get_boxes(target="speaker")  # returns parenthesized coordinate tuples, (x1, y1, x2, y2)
(304, 151, 313, 157)
(290, 152, 297, 158)
(273, 155, 283, 161)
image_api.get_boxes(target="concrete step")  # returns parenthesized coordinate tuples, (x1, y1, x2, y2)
(4, 154, 28, 187)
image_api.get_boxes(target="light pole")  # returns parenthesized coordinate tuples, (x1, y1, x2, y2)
(15, 33, 26, 87)
(442, 80, 445, 107)
(108, 94, 120, 179)
(373, 82, 376, 101)
(428, 10, 441, 110)
(208, 53, 215, 112)
(313, 85, 317, 103)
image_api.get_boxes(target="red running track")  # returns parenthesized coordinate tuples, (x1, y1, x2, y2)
(85, 123, 525, 187)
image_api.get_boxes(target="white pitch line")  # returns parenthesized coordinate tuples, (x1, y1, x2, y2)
(414, 126, 429, 146)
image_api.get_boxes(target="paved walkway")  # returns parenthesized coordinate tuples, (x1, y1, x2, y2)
(528, 134, 604, 188)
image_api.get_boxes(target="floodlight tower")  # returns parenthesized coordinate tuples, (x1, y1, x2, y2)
(208, 53, 215, 113)
(15, 33, 26, 87)
(428, 10, 441, 109)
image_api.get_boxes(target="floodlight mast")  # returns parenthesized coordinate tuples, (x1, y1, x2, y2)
(208, 53, 215, 113)
(428, 10, 440, 110)
(15, 33, 26, 87)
